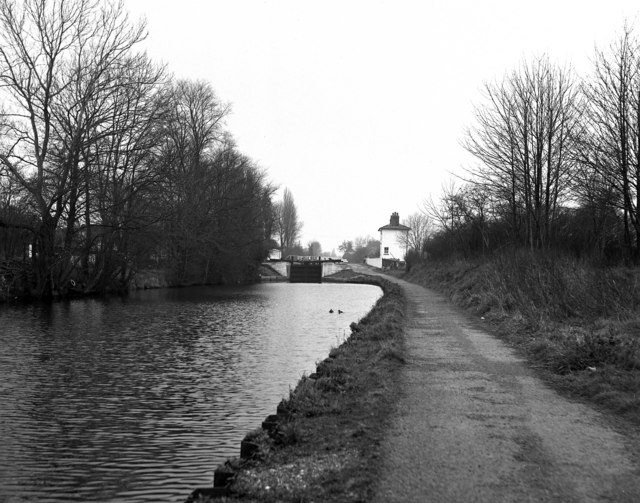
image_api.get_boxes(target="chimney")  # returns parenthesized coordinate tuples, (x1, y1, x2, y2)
(390, 212, 400, 226)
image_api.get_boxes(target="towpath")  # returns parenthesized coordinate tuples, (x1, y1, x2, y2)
(350, 265, 640, 502)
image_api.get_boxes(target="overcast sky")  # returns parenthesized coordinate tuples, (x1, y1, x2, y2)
(125, 0, 639, 254)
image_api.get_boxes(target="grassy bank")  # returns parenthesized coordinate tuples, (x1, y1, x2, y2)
(191, 272, 406, 502)
(403, 251, 640, 423)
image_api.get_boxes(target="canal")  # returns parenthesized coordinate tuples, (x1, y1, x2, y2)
(0, 282, 381, 502)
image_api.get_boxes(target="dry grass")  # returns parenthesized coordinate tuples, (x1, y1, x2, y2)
(404, 252, 640, 422)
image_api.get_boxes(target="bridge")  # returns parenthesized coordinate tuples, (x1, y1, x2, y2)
(260, 257, 347, 283)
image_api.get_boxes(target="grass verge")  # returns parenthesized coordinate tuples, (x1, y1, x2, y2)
(190, 271, 406, 502)
(403, 251, 640, 423)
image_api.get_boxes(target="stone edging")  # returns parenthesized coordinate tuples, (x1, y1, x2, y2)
(184, 272, 388, 502)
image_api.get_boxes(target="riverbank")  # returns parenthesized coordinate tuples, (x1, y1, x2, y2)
(0, 263, 266, 302)
(0, 267, 173, 302)
(188, 270, 407, 502)
(402, 253, 640, 424)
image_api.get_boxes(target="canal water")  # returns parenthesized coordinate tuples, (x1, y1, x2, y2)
(0, 282, 381, 502)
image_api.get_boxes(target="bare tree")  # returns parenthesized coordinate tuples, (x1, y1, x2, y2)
(424, 179, 495, 258)
(338, 240, 354, 254)
(160, 79, 230, 178)
(463, 56, 582, 250)
(204, 138, 276, 282)
(79, 53, 166, 290)
(424, 181, 470, 256)
(399, 211, 431, 255)
(579, 24, 640, 258)
(0, 1, 278, 296)
(273, 187, 302, 254)
(0, 0, 148, 296)
(156, 79, 231, 281)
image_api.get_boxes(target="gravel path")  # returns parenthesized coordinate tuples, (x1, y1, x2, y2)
(354, 267, 640, 502)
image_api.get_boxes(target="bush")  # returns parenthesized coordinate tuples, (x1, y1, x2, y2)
(403, 251, 640, 420)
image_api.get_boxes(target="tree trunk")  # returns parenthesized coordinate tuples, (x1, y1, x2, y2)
(33, 216, 57, 298)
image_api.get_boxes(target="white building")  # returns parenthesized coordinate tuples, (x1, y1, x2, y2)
(366, 212, 410, 269)
(268, 248, 282, 260)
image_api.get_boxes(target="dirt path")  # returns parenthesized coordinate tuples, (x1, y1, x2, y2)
(352, 266, 640, 502)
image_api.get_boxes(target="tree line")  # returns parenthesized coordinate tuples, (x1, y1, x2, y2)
(422, 24, 640, 264)
(0, 0, 277, 299)
(338, 236, 380, 263)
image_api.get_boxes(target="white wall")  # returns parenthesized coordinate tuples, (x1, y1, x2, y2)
(365, 257, 382, 269)
(322, 262, 346, 276)
(380, 229, 408, 260)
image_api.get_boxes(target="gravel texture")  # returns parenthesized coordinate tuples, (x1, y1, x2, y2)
(353, 266, 640, 502)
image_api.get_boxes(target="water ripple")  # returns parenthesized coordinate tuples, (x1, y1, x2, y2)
(0, 283, 380, 502)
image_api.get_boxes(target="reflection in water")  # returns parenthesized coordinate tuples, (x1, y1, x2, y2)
(0, 283, 380, 502)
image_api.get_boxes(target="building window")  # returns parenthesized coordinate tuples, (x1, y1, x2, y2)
(384, 247, 389, 255)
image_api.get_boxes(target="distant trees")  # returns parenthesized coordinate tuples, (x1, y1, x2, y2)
(427, 27, 640, 264)
(425, 182, 493, 258)
(399, 212, 431, 256)
(306, 240, 322, 256)
(338, 240, 354, 255)
(340, 235, 380, 263)
(0, 0, 277, 299)
(273, 187, 303, 255)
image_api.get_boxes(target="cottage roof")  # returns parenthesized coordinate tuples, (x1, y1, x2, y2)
(378, 211, 410, 232)
(378, 223, 411, 232)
